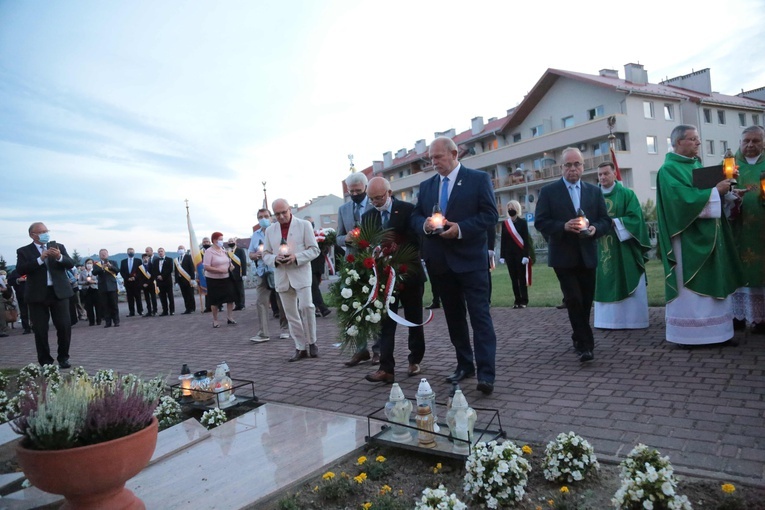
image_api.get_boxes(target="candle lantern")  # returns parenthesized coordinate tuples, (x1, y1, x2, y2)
(415, 405, 437, 448)
(416, 378, 439, 432)
(760, 171, 765, 206)
(723, 148, 737, 185)
(257, 240, 264, 252)
(178, 363, 193, 401)
(576, 208, 591, 237)
(430, 204, 445, 234)
(211, 363, 235, 408)
(446, 389, 477, 454)
(278, 238, 290, 256)
(384, 383, 413, 443)
(190, 370, 212, 402)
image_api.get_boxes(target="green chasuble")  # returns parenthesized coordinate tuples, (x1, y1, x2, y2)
(732, 150, 765, 287)
(656, 152, 745, 302)
(595, 182, 651, 302)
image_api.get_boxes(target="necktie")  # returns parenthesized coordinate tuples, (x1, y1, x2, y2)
(440, 177, 450, 214)
(353, 203, 361, 223)
(381, 210, 389, 225)
(128, 259, 133, 272)
(569, 184, 580, 211)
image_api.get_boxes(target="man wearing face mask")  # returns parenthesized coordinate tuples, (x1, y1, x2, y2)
(92, 248, 120, 327)
(137, 253, 157, 316)
(248, 209, 288, 342)
(16, 222, 75, 366)
(227, 238, 248, 311)
(119, 247, 143, 317)
(175, 245, 196, 314)
(152, 247, 175, 316)
(499, 200, 535, 309)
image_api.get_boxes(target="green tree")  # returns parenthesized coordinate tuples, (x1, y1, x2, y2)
(71, 250, 82, 266)
(0, 255, 6, 271)
(641, 198, 657, 222)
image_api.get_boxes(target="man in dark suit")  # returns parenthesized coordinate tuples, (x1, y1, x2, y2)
(119, 247, 143, 317)
(535, 147, 611, 362)
(363, 177, 426, 384)
(227, 238, 248, 311)
(175, 244, 196, 314)
(411, 136, 499, 395)
(92, 248, 120, 327)
(137, 252, 157, 316)
(15, 222, 75, 367)
(152, 247, 175, 316)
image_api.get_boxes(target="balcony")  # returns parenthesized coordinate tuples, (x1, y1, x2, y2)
(492, 153, 615, 192)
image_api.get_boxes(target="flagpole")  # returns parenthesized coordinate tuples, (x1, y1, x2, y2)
(186, 199, 205, 312)
(607, 116, 622, 182)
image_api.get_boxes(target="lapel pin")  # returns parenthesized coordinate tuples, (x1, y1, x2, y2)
(457, 180, 462, 186)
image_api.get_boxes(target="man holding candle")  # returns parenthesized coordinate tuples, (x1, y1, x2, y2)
(262, 199, 320, 361)
(535, 148, 611, 362)
(411, 136, 498, 395)
(731, 125, 765, 334)
(656, 125, 744, 345)
(248, 208, 286, 342)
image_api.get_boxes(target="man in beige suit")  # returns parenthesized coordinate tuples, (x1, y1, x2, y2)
(263, 198, 321, 362)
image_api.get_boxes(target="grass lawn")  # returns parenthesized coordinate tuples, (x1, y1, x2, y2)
(419, 259, 666, 308)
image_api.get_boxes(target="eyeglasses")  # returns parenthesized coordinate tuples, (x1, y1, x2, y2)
(563, 162, 583, 169)
(348, 189, 365, 196)
(273, 210, 290, 217)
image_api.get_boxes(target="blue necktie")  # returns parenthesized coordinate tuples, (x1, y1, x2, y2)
(381, 210, 389, 225)
(440, 177, 450, 214)
(568, 184, 580, 211)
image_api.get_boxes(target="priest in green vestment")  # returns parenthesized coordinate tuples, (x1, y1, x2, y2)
(656, 125, 745, 345)
(731, 125, 765, 334)
(594, 162, 651, 329)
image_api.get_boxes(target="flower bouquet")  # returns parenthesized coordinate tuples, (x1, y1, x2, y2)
(463, 440, 532, 507)
(542, 431, 600, 483)
(314, 227, 337, 250)
(330, 218, 418, 352)
(612, 444, 692, 510)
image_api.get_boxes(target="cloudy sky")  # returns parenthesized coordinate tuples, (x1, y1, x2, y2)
(1, 0, 763, 263)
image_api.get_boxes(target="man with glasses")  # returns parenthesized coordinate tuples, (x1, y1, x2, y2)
(656, 125, 744, 345)
(535, 148, 611, 362)
(15, 222, 75, 367)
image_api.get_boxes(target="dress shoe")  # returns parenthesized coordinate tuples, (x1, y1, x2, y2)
(227, 319, 237, 325)
(345, 350, 371, 367)
(143, 313, 152, 318)
(477, 380, 494, 395)
(512, 304, 520, 309)
(579, 350, 594, 362)
(753, 322, 765, 335)
(733, 318, 746, 331)
(315, 311, 321, 318)
(446, 369, 475, 383)
(23, 329, 32, 334)
(182, 310, 192, 315)
(518, 304, 527, 309)
(127, 313, 135, 317)
(0, 333, 8, 338)
(556, 300, 567, 309)
(365, 370, 394, 384)
(408, 363, 422, 376)
(250, 334, 270, 343)
(371, 353, 380, 365)
(113, 322, 120, 327)
(309, 343, 319, 358)
(159, 312, 169, 317)
(279, 331, 291, 339)
(104, 323, 112, 328)
(59, 361, 71, 369)
(425, 302, 440, 310)
(288, 349, 308, 362)
(321, 309, 332, 318)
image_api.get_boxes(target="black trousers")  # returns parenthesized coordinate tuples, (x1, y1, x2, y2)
(100, 290, 119, 324)
(311, 272, 329, 314)
(158, 283, 174, 314)
(82, 287, 103, 324)
(379, 282, 425, 374)
(125, 281, 143, 315)
(28, 287, 71, 365)
(232, 278, 245, 308)
(142, 286, 157, 314)
(506, 257, 528, 306)
(554, 266, 596, 351)
(178, 279, 196, 312)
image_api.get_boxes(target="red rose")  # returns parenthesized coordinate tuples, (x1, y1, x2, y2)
(398, 264, 408, 273)
(363, 257, 375, 269)
(358, 240, 370, 249)
(346, 254, 355, 263)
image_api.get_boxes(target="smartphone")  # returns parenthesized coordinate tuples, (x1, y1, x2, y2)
(48, 241, 58, 250)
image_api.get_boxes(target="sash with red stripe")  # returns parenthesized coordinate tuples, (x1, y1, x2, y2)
(504, 219, 532, 286)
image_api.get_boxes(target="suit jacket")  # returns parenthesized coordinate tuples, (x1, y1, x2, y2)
(152, 257, 174, 287)
(411, 165, 499, 275)
(92, 259, 119, 293)
(137, 262, 155, 288)
(336, 198, 373, 250)
(262, 217, 320, 292)
(534, 178, 611, 269)
(362, 198, 426, 284)
(119, 256, 141, 285)
(16, 242, 75, 303)
(228, 247, 248, 281)
(175, 254, 195, 284)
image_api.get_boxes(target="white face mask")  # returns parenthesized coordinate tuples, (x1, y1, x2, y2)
(178, 250, 185, 256)
(86, 264, 93, 270)
(374, 196, 391, 212)
(216, 240, 224, 248)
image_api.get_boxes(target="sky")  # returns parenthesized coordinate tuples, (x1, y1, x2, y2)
(1, 0, 764, 263)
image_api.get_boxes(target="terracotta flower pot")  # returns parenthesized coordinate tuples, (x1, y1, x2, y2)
(16, 416, 158, 510)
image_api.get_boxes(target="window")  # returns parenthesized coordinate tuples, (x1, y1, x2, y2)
(512, 133, 521, 143)
(721, 140, 728, 153)
(667, 137, 672, 151)
(562, 116, 574, 128)
(531, 125, 544, 137)
(533, 158, 543, 170)
(703, 108, 712, 123)
(588, 105, 604, 120)
(717, 110, 726, 125)
(646, 136, 658, 154)
(592, 141, 609, 156)
(754, 114, 761, 126)
(644, 101, 655, 118)
(650, 171, 658, 189)
(739, 113, 747, 126)
(664, 104, 674, 120)
(706, 140, 715, 155)
(321, 215, 331, 225)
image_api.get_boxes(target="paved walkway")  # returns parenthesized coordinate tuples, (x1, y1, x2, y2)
(2, 289, 763, 485)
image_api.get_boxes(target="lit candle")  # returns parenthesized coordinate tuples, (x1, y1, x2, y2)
(760, 171, 765, 204)
(431, 212, 445, 229)
(723, 148, 736, 180)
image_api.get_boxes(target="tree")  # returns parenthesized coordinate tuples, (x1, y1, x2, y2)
(641, 199, 657, 222)
(0, 255, 6, 271)
(71, 250, 82, 266)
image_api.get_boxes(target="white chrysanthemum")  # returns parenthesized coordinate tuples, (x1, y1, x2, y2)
(340, 304, 349, 312)
(346, 325, 358, 336)
(340, 287, 353, 299)
(345, 277, 352, 285)
(361, 286, 369, 293)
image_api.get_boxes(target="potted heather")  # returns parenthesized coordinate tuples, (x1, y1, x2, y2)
(11, 368, 162, 509)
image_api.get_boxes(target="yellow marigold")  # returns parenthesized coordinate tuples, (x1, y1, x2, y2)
(375, 455, 386, 463)
(548, 499, 555, 506)
(361, 503, 372, 510)
(322, 471, 335, 480)
(722, 483, 736, 494)
(354, 472, 368, 484)
(380, 484, 392, 495)
(560, 486, 569, 494)
(357, 456, 367, 465)
(313, 486, 319, 492)
(522, 445, 533, 455)
(536, 507, 543, 510)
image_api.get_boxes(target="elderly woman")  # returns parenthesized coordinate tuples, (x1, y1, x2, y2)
(499, 200, 535, 308)
(78, 258, 103, 325)
(203, 232, 237, 328)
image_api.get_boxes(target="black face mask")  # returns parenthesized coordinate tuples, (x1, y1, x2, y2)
(127, 252, 135, 257)
(203, 244, 212, 249)
(350, 193, 366, 204)
(228, 243, 236, 248)
(509, 210, 517, 217)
